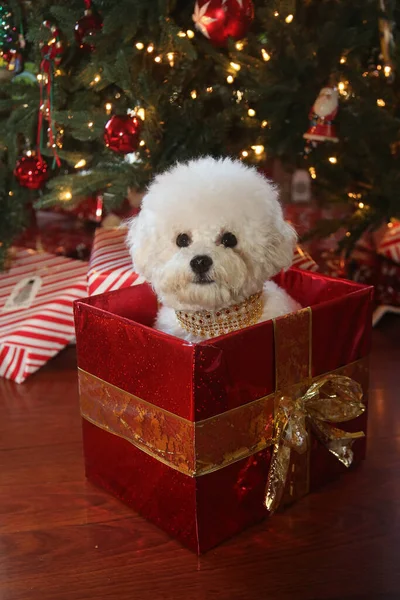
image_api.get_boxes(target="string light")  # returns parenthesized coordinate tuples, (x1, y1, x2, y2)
(328, 156, 337, 164)
(139, 140, 146, 146)
(377, 65, 382, 71)
(115, 92, 121, 99)
(136, 108, 146, 120)
(230, 61, 241, 71)
(285, 14, 294, 23)
(358, 201, 365, 209)
(154, 55, 161, 63)
(93, 74, 101, 83)
(135, 42, 144, 50)
(235, 41, 244, 51)
(248, 108, 256, 117)
(340, 56, 347, 64)
(261, 49, 271, 62)
(251, 145, 264, 155)
(345, 231, 351, 237)
(186, 29, 195, 38)
(348, 192, 362, 199)
(377, 99, 386, 107)
(235, 90, 243, 102)
(37, 74, 43, 82)
(147, 44, 154, 53)
(241, 150, 249, 157)
(167, 52, 174, 66)
(8, 191, 13, 196)
(74, 159, 86, 169)
(309, 167, 316, 179)
(227, 75, 234, 84)
(261, 120, 268, 128)
(62, 191, 72, 201)
(191, 90, 197, 99)
(206, 86, 213, 93)
(105, 102, 112, 114)
(384, 65, 392, 77)
(26, 150, 32, 157)
(88, 121, 94, 127)
(177, 31, 186, 37)
(388, 221, 394, 228)
(274, 11, 279, 16)
(338, 81, 350, 98)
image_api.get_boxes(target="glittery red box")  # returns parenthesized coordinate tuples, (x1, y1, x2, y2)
(74, 268, 373, 553)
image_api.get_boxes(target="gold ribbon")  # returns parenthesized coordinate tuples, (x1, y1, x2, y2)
(264, 374, 366, 513)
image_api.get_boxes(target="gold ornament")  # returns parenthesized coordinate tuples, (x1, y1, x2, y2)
(176, 291, 263, 338)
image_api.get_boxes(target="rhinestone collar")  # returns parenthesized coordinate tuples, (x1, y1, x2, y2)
(175, 291, 263, 338)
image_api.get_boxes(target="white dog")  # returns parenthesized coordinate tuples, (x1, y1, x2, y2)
(127, 157, 300, 342)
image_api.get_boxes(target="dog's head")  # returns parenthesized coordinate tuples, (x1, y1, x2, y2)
(127, 157, 297, 311)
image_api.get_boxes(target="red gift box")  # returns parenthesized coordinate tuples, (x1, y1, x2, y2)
(74, 269, 373, 552)
(88, 227, 145, 296)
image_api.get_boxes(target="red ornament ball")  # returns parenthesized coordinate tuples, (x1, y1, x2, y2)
(104, 115, 141, 154)
(74, 10, 103, 51)
(192, 0, 254, 46)
(14, 156, 48, 190)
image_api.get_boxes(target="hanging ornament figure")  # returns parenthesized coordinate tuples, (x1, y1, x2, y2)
(304, 86, 339, 144)
(192, 0, 254, 46)
(291, 169, 312, 203)
(75, 0, 103, 52)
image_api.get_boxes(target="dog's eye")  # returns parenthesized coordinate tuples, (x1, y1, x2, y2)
(176, 233, 191, 248)
(221, 232, 237, 248)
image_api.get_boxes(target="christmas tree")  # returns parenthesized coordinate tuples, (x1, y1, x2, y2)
(0, 0, 399, 269)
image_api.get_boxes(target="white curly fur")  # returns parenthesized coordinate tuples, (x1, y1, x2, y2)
(127, 157, 301, 342)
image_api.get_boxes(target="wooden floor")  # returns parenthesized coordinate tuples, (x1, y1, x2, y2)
(0, 316, 399, 600)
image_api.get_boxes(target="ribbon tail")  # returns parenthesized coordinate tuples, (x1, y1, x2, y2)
(264, 441, 291, 513)
(312, 421, 365, 468)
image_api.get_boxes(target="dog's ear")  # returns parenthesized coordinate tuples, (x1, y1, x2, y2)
(125, 211, 156, 280)
(126, 215, 141, 273)
(277, 219, 297, 271)
(260, 202, 298, 277)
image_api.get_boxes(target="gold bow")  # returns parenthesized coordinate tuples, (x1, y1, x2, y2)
(265, 374, 366, 513)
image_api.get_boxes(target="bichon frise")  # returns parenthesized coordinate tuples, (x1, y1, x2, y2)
(127, 157, 301, 342)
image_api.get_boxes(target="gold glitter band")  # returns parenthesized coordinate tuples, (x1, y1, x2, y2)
(175, 291, 263, 338)
(79, 358, 367, 479)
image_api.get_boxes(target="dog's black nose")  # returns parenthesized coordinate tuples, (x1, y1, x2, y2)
(190, 255, 213, 274)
